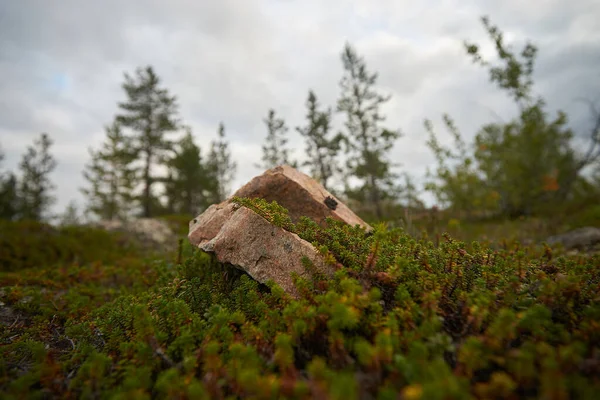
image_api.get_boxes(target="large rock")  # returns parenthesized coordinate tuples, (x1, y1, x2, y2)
(188, 165, 370, 297)
(189, 165, 371, 247)
(233, 165, 370, 229)
(189, 202, 238, 248)
(200, 206, 336, 297)
(546, 227, 600, 250)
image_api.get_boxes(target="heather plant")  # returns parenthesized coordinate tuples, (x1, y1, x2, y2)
(1, 199, 599, 399)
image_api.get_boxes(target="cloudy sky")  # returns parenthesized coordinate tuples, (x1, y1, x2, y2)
(1, 0, 599, 216)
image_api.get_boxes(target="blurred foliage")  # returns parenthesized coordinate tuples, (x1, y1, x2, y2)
(207, 122, 237, 204)
(337, 43, 402, 220)
(296, 90, 343, 192)
(81, 120, 138, 221)
(0, 220, 139, 272)
(257, 109, 297, 170)
(425, 115, 498, 216)
(425, 17, 599, 219)
(2, 200, 599, 399)
(0, 134, 57, 223)
(116, 66, 179, 219)
(158, 214, 195, 236)
(163, 130, 217, 216)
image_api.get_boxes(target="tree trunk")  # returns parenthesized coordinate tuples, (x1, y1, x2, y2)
(143, 150, 152, 218)
(370, 175, 383, 220)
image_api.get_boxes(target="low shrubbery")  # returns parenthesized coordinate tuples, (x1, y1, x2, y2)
(0, 220, 145, 272)
(158, 214, 195, 237)
(1, 199, 599, 399)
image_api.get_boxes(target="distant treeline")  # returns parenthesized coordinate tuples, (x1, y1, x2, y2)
(1, 16, 598, 224)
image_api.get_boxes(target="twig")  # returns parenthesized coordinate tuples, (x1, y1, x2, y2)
(9, 315, 20, 329)
(155, 347, 175, 368)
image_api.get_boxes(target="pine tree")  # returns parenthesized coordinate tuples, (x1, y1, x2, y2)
(18, 133, 57, 221)
(81, 121, 137, 221)
(59, 200, 81, 226)
(0, 173, 19, 221)
(116, 66, 179, 218)
(207, 123, 237, 202)
(296, 90, 344, 191)
(399, 173, 424, 210)
(0, 144, 20, 221)
(337, 43, 401, 219)
(164, 128, 215, 216)
(257, 109, 296, 170)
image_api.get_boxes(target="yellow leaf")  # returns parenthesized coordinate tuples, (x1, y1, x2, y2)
(402, 384, 423, 400)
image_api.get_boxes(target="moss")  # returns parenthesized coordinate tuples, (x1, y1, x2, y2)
(231, 196, 296, 232)
(1, 200, 600, 398)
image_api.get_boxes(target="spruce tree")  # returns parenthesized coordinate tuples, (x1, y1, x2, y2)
(164, 128, 215, 216)
(0, 173, 19, 221)
(257, 109, 296, 170)
(296, 90, 344, 191)
(399, 173, 424, 209)
(116, 66, 179, 218)
(81, 121, 137, 221)
(18, 133, 57, 221)
(207, 122, 237, 202)
(0, 143, 20, 221)
(337, 43, 401, 219)
(59, 200, 81, 226)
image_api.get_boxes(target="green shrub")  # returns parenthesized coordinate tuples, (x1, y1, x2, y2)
(1, 200, 599, 399)
(158, 214, 194, 237)
(0, 220, 140, 271)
